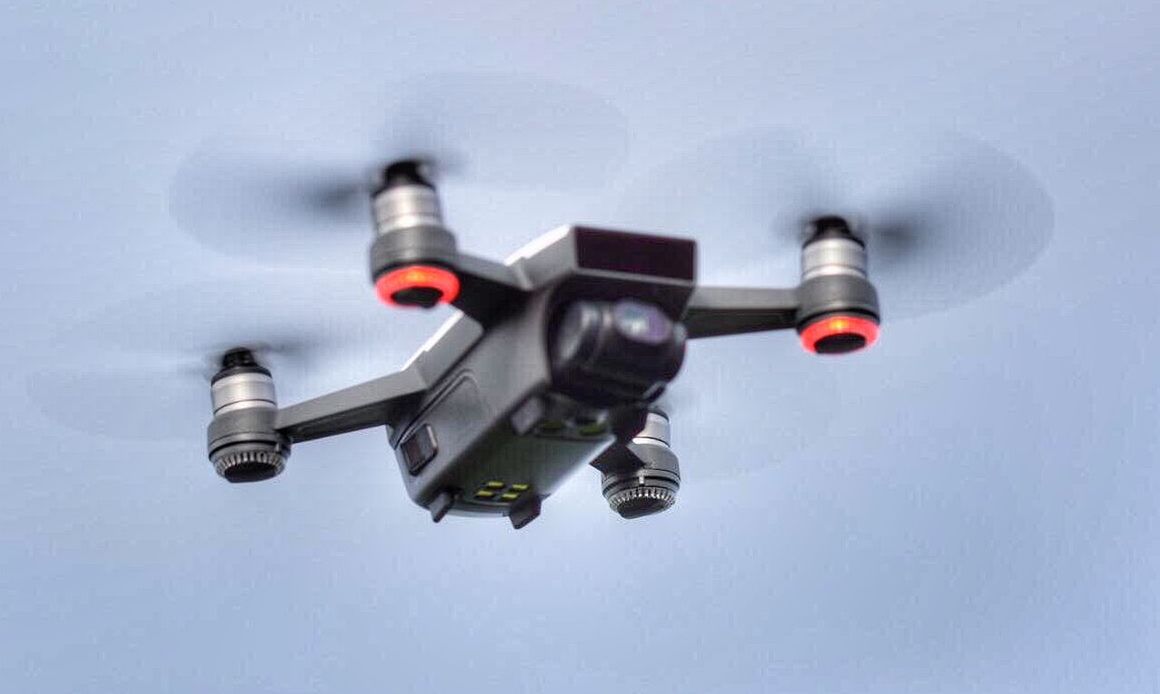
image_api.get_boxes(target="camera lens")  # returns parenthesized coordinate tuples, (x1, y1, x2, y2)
(551, 300, 687, 406)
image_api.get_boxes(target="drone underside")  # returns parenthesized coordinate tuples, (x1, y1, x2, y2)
(206, 161, 880, 529)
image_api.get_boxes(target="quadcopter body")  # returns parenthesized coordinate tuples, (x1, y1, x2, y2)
(206, 162, 880, 528)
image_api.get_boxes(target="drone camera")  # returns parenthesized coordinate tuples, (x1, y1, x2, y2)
(369, 160, 461, 308)
(796, 216, 880, 354)
(206, 348, 289, 482)
(550, 299, 687, 406)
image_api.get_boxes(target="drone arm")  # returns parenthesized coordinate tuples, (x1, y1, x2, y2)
(681, 285, 800, 338)
(450, 252, 529, 325)
(275, 365, 429, 443)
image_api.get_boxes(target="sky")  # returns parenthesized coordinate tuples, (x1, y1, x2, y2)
(1, 1, 1158, 692)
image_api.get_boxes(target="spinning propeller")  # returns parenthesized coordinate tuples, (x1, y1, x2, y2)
(169, 73, 629, 270)
(614, 126, 1053, 320)
(29, 272, 431, 441)
(30, 110, 1055, 523)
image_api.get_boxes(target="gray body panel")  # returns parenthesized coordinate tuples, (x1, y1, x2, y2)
(388, 227, 696, 519)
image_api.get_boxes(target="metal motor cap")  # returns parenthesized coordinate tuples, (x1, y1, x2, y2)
(374, 160, 435, 194)
(371, 160, 448, 242)
(801, 216, 867, 282)
(211, 348, 274, 400)
(632, 407, 671, 444)
(210, 347, 269, 383)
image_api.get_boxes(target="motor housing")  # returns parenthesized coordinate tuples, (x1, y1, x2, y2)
(206, 349, 289, 483)
(368, 161, 461, 308)
(796, 216, 880, 353)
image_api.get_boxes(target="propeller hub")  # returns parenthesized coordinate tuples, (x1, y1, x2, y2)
(805, 215, 862, 244)
(375, 160, 434, 194)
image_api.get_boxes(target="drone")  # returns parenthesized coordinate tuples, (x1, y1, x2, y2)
(206, 160, 879, 529)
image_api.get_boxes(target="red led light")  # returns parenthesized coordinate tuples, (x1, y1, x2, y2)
(375, 265, 461, 307)
(799, 314, 879, 354)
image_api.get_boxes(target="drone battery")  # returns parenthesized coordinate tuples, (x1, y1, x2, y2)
(393, 376, 614, 525)
(388, 289, 629, 526)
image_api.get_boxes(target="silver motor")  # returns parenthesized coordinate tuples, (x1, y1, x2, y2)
(601, 410, 681, 519)
(801, 215, 868, 281)
(206, 349, 289, 483)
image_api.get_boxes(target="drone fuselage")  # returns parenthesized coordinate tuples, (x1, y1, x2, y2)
(384, 226, 696, 525)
